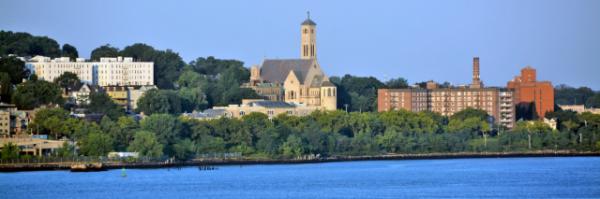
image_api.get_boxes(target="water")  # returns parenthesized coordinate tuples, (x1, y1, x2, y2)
(1, 157, 599, 198)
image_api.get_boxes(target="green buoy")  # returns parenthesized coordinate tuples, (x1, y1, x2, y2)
(121, 167, 127, 177)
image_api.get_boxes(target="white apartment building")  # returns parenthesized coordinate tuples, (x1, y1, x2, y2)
(26, 56, 154, 86)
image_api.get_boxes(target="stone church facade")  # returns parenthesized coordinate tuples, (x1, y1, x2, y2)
(243, 14, 337, 110)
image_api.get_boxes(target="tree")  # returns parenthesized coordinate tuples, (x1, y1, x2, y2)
(54, 142, 75, 157)
(12, 79, 63, 109)
(61, 43, 78, 60)
(1, 142, 20, 160)
(385, 77, 409, 89)
(188, 56, 246, 77)
(280, 134, 304, 158)
(53, 72, 81, 95)
(120, 43, 185, 89)
(450, 108, 489, 121)
(554, 84, 595, 105)
(586, 93, 600, 108)
(136, 89, 183, 114)
(0, 56, 28, 85)
(173, 139, 196, 160)
(90, 44, 119, 61)
(0, 72, 12, 103)
(140, 114, 182, 155)
(79, 132, 113, 156)
(128, 130, 164, 158)
(0, 31, 60, 57)
(111, 116, 139, 151)
(333, 74, 384, 112)
(86, 91, 125, 120)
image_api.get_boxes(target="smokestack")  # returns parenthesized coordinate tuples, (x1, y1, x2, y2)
(471, 57, 482, 88)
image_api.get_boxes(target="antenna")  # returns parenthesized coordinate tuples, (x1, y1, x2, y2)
(307, 11, 310, 19)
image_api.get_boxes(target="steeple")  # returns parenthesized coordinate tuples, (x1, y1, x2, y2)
(300, 12, 317, 59)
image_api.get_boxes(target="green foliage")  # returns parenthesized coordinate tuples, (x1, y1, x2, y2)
(119, 43, 185, 89)
(450, 107, 489, 121)
(140, 114, 182, 155)
(60, 44, 78, 60)
(554, 84, 595, 107)
(0, 72, 12, 103)
(79, 132, 113, 156)
(0, 30, 60, 57)
(384, 77, 409, 89)
(53, 72, 81, 95)
(280, 134, 303, 158)
(11, 79, 63, 110)
(90, 44, 119, 61)
(173, 139, 196, 160)
(331, 74, 384, 112)
(85, 91, 125, 120)
(136, 89, 183, 114)
(585, 94, 600, 108)
(128, 130, 164, 158)
(54, 142, 75, 157)
(0, 56, 28, 85)
(1, 142, 20, 160)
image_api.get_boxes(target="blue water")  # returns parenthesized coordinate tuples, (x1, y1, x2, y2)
(1, 157, 599, 198)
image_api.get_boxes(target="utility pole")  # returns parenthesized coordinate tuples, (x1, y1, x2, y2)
(527, 129, 532, 150)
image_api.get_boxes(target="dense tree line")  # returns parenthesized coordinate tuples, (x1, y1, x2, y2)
(0, 31, 79, 59)
(555, 84, 600, 108)
(7, 107, 596, 160)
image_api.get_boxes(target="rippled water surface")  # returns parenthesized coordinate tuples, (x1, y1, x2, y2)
(1, 157, 599, 198)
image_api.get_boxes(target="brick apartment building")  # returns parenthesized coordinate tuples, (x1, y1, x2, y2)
(507, 66, 554, 119)
(378, 57, 516, 128)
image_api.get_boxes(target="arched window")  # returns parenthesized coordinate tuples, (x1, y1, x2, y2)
(304, 29, 308, 34)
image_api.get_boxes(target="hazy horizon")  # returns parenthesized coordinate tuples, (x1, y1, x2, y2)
(1, 0, 599, 89)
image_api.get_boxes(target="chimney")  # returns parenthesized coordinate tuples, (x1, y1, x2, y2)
(470, 57, 482, 88)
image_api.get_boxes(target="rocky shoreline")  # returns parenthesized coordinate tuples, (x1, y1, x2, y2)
(1, 150, 599, 172)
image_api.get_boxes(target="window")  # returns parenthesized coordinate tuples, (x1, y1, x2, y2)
(304, 29, 308, 34)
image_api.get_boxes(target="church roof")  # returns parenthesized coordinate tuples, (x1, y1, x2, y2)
(250, 101, 296, 108)
(321, 81, 335, 87)
(301, 18, 316, 26)
(260, 59, 316, 84)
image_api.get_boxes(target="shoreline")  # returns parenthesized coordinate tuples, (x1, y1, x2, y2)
(1, 151, 599, 172)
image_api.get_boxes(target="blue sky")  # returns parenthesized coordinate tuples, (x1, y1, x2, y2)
(1, 0, 599, 89)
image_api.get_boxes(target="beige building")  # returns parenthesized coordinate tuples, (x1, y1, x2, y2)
(0, 137, 66, 156)
(243, 13, 337, 111)
(378, 58, 516, 128)
(0, 111, 9, 137)
(26, 56, 154, 86)
(559, 104, 600, 114)
(184, 99, 321, 120)
(104, 85, 157, 111)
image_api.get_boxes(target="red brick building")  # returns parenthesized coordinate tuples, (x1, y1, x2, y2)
(507, 66, 554, 119)
(377, 57, 516, 128)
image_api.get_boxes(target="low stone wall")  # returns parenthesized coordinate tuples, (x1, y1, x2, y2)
(1, 150, 599, 172)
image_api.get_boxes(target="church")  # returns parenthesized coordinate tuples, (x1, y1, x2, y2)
(243, 13, 337, 110)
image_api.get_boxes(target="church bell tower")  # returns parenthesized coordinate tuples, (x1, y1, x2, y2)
(300, 12, 317, 59)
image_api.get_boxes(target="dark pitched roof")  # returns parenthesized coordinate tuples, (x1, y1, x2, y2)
(250, 101, 295, 108)
(260, 59, 315, 84)
(321, 81, 335, 87)
(301, 18, 316, 26)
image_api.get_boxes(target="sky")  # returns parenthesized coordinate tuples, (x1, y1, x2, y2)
(1, 0, 599, 89)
